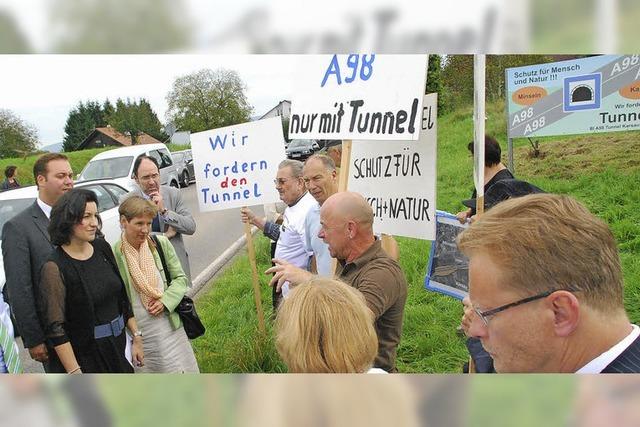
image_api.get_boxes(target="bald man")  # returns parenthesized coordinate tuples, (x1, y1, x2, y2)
(267, 191, 408, 372)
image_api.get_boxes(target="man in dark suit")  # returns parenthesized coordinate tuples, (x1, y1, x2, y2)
(458, 193, 639, 373)
(123, 155, 196, 284)
(2, 153, 74, 371)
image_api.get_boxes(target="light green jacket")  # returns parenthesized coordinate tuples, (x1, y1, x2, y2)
(113, 235, 188, 330)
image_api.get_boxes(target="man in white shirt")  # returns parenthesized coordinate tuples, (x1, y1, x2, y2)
(458, 193, 639, 373)
(302, 155, 338, 276)
(241, 159, 316, 307)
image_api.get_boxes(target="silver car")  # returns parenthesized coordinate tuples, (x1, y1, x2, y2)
(172, 149, 195, 188)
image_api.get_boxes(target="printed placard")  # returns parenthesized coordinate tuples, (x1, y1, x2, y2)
(290, 54, 428, 140)
(347, 93, 437, 239)
(190, 117, 286, 212)
(424, 211, 470, 300)
(506, 55, 640, 138)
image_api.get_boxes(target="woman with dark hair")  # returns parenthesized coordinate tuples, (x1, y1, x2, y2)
(1, 165, 20, 191)
(456, 135, 514, 223)
(39, 188, 144, 373)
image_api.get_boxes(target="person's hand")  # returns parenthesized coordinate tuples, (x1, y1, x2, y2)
(456, 209, 472, 224)
(28, 343, 49, 363)
(164, 225, 176, 239)
(461, 296, 474, 337)
(132, 336, 144, 367)
(265, 259, 314, 292)
(240, 207, 257, 225)
(148, 190, 165, 212)
(147, 298, 165, 316)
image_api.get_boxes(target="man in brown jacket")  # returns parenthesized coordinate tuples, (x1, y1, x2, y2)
(268, 191, 408, 372)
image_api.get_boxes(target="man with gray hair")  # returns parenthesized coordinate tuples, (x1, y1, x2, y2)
(302, 154, 338, 276)
(241, 159, 316, 308)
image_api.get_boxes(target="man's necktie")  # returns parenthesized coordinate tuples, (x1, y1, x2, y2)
(152, 214, 161, 233)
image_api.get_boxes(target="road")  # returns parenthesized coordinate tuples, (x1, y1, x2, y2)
(21, 183, 265, 373)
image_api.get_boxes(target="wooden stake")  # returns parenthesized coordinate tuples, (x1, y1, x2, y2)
(330, 140, 354, 274)
(337, 140, 352, 193)
(244, 217, 266, 336)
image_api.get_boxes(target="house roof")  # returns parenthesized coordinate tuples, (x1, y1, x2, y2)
(78, 127, 163, 149)
(259, 100, 291, 119)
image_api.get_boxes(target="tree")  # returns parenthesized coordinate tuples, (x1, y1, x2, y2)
(441, 55, 554, 112)
(108, 98, 166, 144)
(426, 55, 444, 116)
(62, 100, 108, 152)
(0, 109, 38, 158)
(166, 68, 253, 133)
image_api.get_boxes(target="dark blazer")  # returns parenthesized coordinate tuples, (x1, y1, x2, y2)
(1, 201, 54, 349)
(601, 334, 640, 373)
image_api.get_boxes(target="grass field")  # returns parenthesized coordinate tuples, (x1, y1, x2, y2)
(191, 99, 640, 373)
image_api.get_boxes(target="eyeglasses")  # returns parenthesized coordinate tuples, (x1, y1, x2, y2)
(473, 288, 577, 326)
(273, 177, 295, 186)
(139, 173, 160, 182)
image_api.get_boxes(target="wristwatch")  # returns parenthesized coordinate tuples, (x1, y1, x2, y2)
(132, 330, 143, 338)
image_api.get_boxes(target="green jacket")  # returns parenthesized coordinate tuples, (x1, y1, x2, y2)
(113, 235, 187, 330)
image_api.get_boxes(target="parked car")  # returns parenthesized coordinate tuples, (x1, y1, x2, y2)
(77, 143, 180, 191)
(0, 180, 130, 293)
(285, 139, 321, 161)
(171, 149, 195, 188)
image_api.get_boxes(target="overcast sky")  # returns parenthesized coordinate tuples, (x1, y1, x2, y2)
(0, 54, 296, 147)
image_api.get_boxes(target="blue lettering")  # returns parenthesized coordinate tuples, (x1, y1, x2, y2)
(253, 183, 262, 197)
(321, 54, 341, 87)
(242, 135, 248, 145)
(209, 134, 227, 151)
(345, 54, 359, 83)
(201, 187, 209, 203)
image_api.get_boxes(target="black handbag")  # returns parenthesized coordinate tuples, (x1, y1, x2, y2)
(152, 235, 205, 339)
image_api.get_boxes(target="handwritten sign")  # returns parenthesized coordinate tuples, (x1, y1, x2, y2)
(347, 93, 437, 239)
(290, 54, 428, 140)
(190, 117, 286, 212)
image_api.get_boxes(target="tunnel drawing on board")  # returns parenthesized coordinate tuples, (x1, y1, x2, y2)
(571, 85, 593, 102)
(564, 73, 601, 112)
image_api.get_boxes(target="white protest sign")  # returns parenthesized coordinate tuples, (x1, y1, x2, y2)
(290, 54, 428, 140)
(348, 93, 437, 240)
(190, 116, 286, 212)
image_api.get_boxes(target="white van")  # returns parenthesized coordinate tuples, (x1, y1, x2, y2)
(78, 143, 180, 191)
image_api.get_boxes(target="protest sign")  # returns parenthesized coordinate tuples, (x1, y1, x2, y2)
(290, 54, 428, 140)
(424, 211, 470, 300)
(190, 116, 286, 212)
(507, 55, 640, 138)
(348, 93, 437, 240)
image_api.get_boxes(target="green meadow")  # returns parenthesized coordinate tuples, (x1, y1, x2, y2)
(191, 100, 640, 373)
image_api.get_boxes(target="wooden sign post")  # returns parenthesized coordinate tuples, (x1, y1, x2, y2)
(244, 217, 266, 336)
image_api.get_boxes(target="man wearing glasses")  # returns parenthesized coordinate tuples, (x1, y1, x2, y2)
(241, 159, 316, 309)
(126, 155, 196, 285)
(458, 193, 639, 373)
